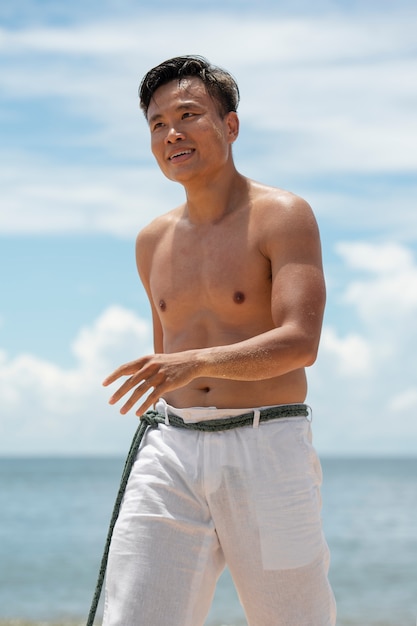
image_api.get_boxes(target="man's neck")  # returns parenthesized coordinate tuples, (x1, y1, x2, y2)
(182, 170, 248, 226)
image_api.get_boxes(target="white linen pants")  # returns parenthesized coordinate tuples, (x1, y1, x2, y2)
(102, 401, 336, 626)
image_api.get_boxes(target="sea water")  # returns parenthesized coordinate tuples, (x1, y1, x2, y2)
(0, 456, 416, 626)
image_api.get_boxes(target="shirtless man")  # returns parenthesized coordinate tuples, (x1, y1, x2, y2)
(102, 56, 336, 625)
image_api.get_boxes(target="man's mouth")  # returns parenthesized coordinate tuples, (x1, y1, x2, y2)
(169, 149, 193, 161)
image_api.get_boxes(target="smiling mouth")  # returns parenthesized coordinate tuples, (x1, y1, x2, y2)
(169, 149, 193, 160)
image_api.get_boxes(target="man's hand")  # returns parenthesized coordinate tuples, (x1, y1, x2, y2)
(103, 351, 201, 416)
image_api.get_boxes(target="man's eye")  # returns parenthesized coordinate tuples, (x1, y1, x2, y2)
(182, 112, 194, 119)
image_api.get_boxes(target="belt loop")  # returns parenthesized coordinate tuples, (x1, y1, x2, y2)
(156, 398, 170, 425)
(253, 409, 260, 428)
(164, 405, 170, 425)
(306, 405, 313, 422)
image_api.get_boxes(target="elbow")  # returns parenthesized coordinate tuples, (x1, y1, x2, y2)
(299, 334, 321, 368)
(304, 350, 318, 367)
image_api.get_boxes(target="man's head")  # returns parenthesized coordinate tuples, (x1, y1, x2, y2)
(139, 55, 240, 119)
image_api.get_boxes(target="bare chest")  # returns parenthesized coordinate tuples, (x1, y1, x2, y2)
(149, 224, 272, 320)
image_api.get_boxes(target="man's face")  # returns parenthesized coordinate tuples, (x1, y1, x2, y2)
(146, 77, 238, 183)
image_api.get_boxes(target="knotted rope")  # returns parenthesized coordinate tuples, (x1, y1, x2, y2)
(86, 404, 308, 625)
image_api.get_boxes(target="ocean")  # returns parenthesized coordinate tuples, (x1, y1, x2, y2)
(0, 456, 416, 626)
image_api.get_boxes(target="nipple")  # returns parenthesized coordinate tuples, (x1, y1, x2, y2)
(233, 291, 245, 304)
(159, 299, 167, 312)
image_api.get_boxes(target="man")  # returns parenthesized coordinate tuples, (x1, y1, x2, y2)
(102, 55, 336, 625)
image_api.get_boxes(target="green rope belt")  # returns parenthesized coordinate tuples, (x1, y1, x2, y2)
(85, 403, 308, 625)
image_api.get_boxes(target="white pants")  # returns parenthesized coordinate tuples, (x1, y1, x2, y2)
(103, 401, 336, 626)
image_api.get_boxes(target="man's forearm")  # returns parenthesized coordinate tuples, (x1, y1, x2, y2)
(191, 327, 320, 382)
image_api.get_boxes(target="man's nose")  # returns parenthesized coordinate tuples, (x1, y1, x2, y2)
(165, 126, 185, 144)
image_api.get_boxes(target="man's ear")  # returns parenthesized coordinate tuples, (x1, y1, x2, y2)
(225, 111, 239, 143)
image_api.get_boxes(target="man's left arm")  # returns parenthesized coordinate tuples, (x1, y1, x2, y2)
(103, 196, 326, 415)
(191, 195, 326, 380)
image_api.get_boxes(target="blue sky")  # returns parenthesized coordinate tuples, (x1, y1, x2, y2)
(1, 0, 416, 456)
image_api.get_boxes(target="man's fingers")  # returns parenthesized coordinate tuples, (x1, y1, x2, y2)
(108, 374, 146, 405)
(102, 359, 148, 387)
(135, 388, 161, 417)
(103, 368, 137, 387)
(103, 369, 131, 387)
(103, 353, 184, 415)
(119, 379, 157, 414)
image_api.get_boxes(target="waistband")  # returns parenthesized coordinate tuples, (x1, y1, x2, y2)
(152, 399, 310, 430)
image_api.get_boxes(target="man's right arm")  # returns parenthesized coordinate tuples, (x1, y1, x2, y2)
(135, 226, 164, 354)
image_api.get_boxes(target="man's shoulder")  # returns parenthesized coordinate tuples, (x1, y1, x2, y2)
(137, 205, 183, 243)
(250, 179, 310, 209)
(246, 181, 321, 262)
(248, 180, 316, 227)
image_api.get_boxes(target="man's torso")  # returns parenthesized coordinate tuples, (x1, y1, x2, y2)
(140, 180, 308, 408)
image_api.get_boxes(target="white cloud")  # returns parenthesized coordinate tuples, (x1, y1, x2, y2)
(0, 292, 416, 456)
(319, 327, 372, 377)
(1, 5, 417, 457)
(0, 155, 184, 237)
(0, 23, 146, 55)
(306, 240, 417, 455)
(0, 10, 416, 238)
(336, 241, 415, 274)
(389, 388, 417, 412)
(308, 184, 417, 242)
(337, 241, 417, 324)
(71, 305, 151, 371)
(0, 11, 415, 61)
(0, 306, 153, 455)
(0, 11, 416, 167)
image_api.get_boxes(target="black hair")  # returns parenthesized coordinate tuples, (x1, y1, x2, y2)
(139, 55, 240, 117)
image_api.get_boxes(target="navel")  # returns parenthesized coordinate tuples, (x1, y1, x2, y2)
(159, 299, 167, 312)
(233, 291, 246, 304)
